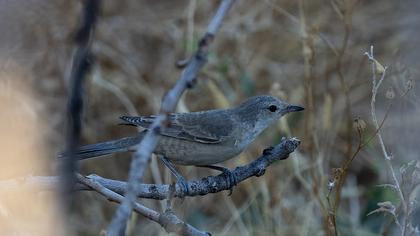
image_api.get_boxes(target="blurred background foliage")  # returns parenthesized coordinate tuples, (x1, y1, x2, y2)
(0, 0, 419, 235)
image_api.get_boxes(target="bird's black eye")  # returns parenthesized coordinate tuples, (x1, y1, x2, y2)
(268, 105, 278, 112)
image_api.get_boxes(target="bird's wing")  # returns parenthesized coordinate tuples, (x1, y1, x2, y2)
(119, 111, 233, 144)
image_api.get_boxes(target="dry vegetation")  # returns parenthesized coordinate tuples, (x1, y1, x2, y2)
(0, 0, 419, 235)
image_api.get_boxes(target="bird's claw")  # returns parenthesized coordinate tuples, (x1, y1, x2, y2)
(221, 168, 237, 196)
(176, 176, 189, 197)
(256, 168, 266, 177)
(196, 165, 238, 196)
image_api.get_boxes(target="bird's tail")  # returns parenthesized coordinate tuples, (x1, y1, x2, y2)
(59, 134, 144, 160)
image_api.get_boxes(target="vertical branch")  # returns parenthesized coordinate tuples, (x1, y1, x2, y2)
(106, 1, 236, 235)
(365, 46, 407, 235)
(61, 0, 99, 209)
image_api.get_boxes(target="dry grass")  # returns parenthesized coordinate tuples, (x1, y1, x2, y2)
(0, 0, 419, 235)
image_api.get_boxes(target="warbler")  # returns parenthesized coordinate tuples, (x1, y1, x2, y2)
(73, 95, 303, 165)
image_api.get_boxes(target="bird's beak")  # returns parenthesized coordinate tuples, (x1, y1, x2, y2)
(286, 105, 304, 113)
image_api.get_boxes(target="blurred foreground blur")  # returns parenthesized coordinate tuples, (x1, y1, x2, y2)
(0, 0, 419, 235)
(0, 72, 63, 235)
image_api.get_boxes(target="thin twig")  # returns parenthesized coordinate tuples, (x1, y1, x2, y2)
(106, 1, 236, 235)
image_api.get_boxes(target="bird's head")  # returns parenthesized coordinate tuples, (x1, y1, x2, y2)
(235, 95, 304, 132)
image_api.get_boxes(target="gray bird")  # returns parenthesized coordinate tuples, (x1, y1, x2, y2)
(74, 95, 303, 163)
(70, 95, 303, 192)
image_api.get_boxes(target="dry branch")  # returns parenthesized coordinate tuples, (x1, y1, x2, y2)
(90, 137, 300, 199)
(76, 174, 208, 236)
(0, 138, 300, 200)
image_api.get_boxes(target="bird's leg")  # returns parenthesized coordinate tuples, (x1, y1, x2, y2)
(159, 156, 189, 196)
(196, 165, 237, 195)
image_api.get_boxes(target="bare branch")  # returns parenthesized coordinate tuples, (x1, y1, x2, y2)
(107, 1, 236, 234)
(88, 137, 300, 199)
(0, 138, 300, 200)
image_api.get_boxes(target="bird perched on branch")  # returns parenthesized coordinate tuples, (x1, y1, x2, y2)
(64, 95, 303, 194)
